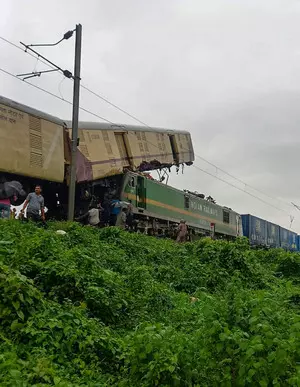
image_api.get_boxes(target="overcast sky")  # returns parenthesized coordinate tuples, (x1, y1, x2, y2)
(1, 0, 300, 231)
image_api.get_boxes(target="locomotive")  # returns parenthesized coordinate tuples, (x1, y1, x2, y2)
(0, 95, 298, 249)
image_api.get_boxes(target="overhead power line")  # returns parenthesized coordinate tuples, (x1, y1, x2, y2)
(191, 164, 290, 214)
(0, 67, 113, 123)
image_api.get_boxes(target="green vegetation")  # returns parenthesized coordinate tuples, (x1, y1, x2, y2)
(1, 220, 300, 386)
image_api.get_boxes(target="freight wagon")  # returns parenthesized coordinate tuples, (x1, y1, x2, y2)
(242, 214, 298, 251)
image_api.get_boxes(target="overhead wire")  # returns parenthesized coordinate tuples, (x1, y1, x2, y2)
(191, 164, 289, 214)
(0, 67, 113, 123)
(0, 35, 296, 217)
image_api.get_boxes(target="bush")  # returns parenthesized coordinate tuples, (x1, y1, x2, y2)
(1, 220, 300, 385)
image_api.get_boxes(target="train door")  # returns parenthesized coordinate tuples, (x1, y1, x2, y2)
(136, 176, 146, 209)
(169, 135, 180, 164)
(115, 133, 131, 167)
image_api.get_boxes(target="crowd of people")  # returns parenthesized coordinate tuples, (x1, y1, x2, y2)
(0, 184, 189, 242)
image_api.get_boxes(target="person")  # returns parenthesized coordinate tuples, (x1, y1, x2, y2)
(116, 207, 127, 229)
(97, 201, 104, 223)
(101, 196, 111, 226)
(110, 198, 122, 226)
(21, 185, 45, 222)
(110, 198, 129, 226)
(126, 200, 134, 230)
(176, 219, 188, 243)
(75, 205, 100, 227)
(0, 198, 11, 219)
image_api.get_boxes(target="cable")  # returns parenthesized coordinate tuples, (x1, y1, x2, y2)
(191, 164, 290, 214)
(191, 153, 294, 209)
(0, 36, 57, 70)
(0, 67, 113, 123)
(81, 85, 151, 127)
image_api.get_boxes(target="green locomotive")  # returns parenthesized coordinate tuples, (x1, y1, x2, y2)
(112, 171, 243, 239)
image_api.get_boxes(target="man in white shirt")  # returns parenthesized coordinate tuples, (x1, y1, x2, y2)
(75, 205, 100, 227)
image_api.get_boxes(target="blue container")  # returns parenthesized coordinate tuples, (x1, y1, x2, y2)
(288, 230, 298, 251)
(279, 227, 289, 249)
(266, 221, 280, 248)
(241, 214, 267, 246)
(279, 227, 297, 251)
(297, 235, 300, 252)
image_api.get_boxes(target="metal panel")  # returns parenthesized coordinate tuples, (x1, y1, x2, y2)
(172, 133, 194, 164)
(115, 133, 130, 167)
(66, 120, 191, 135)
(279, 227, 289, 249)
(279, 227, 297, 251)
(266, 221, 280, 248)
(289, 231, 298, 251)
(241, 214, 267, 245)
(286, 230, 298, 251)
(0, 102, 65, 182)
(0, 95, 63, 126)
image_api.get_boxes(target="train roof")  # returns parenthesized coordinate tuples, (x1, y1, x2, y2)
(0, 95, 191, 136)
(66, 121, 190, 135)
(0, 95, 64, 126)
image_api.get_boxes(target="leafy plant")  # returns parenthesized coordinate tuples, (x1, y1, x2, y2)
(1, 219, 300, 386)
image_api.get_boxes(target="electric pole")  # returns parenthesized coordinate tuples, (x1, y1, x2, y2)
(18, 24, 82, 221)
(68, 24, 82, 221)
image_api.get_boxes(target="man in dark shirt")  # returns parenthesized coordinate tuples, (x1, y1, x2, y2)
(21, 185, 45, 222)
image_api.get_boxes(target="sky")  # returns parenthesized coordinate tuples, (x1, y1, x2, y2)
(1, 0, 300, 231)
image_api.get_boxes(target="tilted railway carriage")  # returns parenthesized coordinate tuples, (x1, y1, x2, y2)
(65, 121, 194, 183)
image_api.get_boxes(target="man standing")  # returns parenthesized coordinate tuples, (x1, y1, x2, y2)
(21, 185, 45, 222)
(176, 220, 188, 243)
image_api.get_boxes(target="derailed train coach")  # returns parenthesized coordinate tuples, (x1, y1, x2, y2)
(0, 95, 195, 219)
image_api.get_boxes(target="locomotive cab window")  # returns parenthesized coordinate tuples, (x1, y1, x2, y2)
(184, 195, 190, 209)
(223, 210, 230, 224)
(129, 177, 136, 187)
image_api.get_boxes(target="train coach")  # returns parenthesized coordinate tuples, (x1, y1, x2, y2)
(0, 95, 194, 217)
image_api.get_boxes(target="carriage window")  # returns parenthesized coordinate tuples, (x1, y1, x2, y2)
(184, 195, 190, 209)
(223, 210, 230, 224)
(129, 177, 135, 187)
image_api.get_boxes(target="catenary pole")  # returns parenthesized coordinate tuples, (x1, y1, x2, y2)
(68, 24, 82, 220)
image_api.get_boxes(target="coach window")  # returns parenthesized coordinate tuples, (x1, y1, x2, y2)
(184, 195, 190, 209)
(223, 210, 230, 224)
